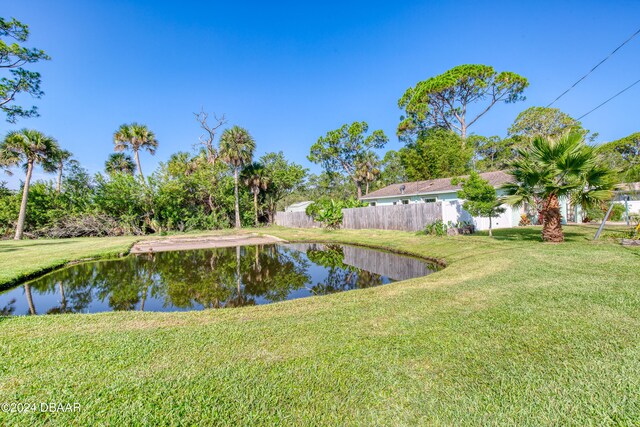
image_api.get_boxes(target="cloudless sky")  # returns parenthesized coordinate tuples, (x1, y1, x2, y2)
(3, 0, 640, 188)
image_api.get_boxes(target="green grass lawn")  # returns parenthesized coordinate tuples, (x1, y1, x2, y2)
(1, 225, 639, 426)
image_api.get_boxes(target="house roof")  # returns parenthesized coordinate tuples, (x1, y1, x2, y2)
(361, 170, 514, 200)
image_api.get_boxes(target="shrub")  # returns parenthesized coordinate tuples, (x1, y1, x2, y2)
(584, 203, 627, 222)
(519, 214, 531, 226)
(305, 198, 366, 229)
(423, 219, 447, 237)
(609, 204, 626, 221)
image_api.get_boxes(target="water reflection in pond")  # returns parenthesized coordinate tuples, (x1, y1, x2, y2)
(0, 243, 439, 316)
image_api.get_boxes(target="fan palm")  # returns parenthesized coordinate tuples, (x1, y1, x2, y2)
(0, 129, 59, 239)
(504, 131, 615, 242)
(113, 123, 158, 181)
(242, 162, 270, 227)
(105, 153, 136, 175)
(219, 126, 255, 228)
(51, 148, 76, 193)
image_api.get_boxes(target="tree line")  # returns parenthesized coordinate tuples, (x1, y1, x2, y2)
(0, 123, 307, 238)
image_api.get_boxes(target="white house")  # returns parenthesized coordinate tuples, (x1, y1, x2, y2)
(360, 171, 538, 230)
(284, 201, 314, 213)
(614, 182, 640, 216)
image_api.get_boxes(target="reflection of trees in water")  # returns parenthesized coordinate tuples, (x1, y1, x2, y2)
(156, 245, 310, 309)
(30, 263, 99, 314)
(25, 256, 160, 313)
(0, 298, 16, 316)
(93, 255, 158, 311)
(155, 247, 240, 309)
(241, 245, 310, 303)
(24, 283, 37, 315)
(10, 243, 389, 315)
(306, 244, 383, 295)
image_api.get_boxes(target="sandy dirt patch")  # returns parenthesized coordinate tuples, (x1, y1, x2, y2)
(131, 234, 286, 253)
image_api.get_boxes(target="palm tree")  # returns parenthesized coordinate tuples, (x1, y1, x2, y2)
(219, 126, 256, 228)
(51, 148, 75, 193)
(504, 131, 615, 242)
(355, 152, 381, 195)
(242, 162, 270, 227)
(113, 123, 158, 181)
(105, 153, 136, 175)
(0, 129, 59, 240)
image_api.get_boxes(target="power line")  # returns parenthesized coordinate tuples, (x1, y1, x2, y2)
(577, 78, 640, 120)
(547, 27, 640, 107)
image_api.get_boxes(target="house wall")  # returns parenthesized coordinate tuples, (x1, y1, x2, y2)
(365, 190, 523, 231)
(614, 200, 640, 215)
(440, 199, 519, 231)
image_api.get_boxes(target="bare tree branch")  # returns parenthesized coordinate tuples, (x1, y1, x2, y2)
(193, 107, 227, 164)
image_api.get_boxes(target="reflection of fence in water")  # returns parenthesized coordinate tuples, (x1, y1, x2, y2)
(286, 243, 436, 281)
(342, 245, 436, 281)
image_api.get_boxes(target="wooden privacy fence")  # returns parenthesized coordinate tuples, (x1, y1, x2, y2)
(274, 211, 321, 228)
(342, 202, 442, 232)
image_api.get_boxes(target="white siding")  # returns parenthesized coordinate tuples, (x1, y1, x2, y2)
(366, 190, 523, 230)
(614, 200, 640, 214)
(441, 199, 519, 231)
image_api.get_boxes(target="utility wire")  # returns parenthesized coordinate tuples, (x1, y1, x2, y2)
(547, 27, 640, 107)
(577, 78, 640, 120)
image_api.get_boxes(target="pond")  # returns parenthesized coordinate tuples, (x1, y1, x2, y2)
(0, 243, 439, 316)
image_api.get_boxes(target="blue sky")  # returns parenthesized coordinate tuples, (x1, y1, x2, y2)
(3, 0, 640, 188)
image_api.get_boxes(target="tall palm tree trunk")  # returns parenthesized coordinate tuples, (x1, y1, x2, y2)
(56, 164, 63, 194)
(24, 283, 36, 315)
(542, 194, 564, 242)
(268, 201, 275, 225)
(134, 150, 145, 181)
(253, 191, 259, 227)
(356, 182, 362, 199)
(234, 167, 241, 228)
(14, 161, 34, 240)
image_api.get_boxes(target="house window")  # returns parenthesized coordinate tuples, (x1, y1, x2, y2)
(392, 202, 397, 205)
(370, 202, 376, 207)
(401, 199, 409, 205)
(423, 197, 436, 203)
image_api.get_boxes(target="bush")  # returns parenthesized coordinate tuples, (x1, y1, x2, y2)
(584, 203, 626, 222)
(305, 198, 366, 229)
(609, 203, 626, 221)
(0, 182, 18, 238)
(423, 219, 448, 237)
(519, 214, 532, 226)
